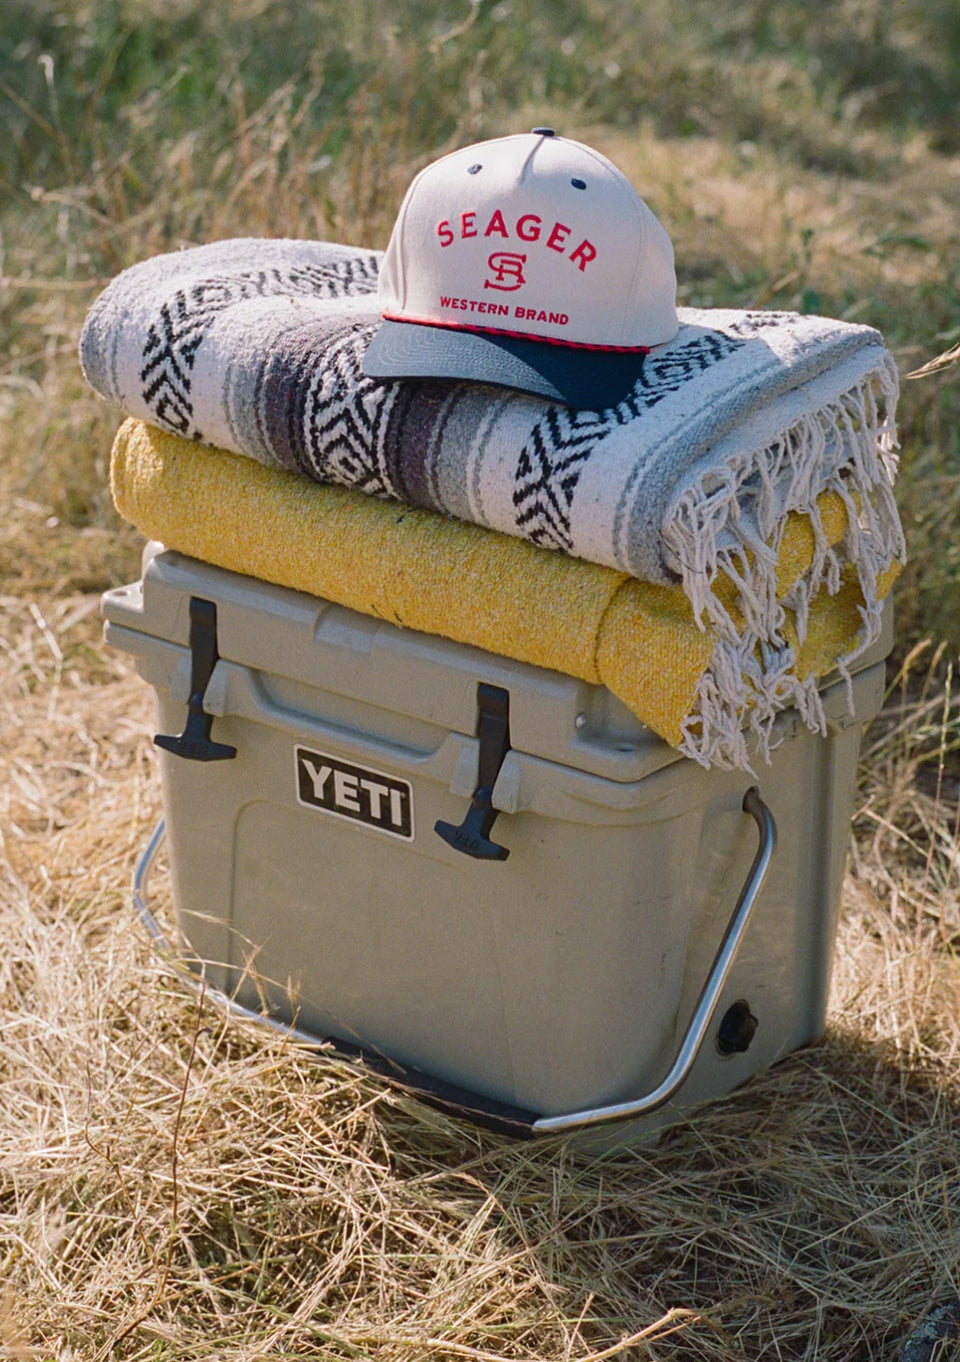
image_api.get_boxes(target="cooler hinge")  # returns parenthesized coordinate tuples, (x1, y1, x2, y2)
(154, 597, 237, 763)
(435, 682, 512, 861)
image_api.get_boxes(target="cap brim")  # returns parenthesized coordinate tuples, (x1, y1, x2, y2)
(362, 320, 646, 411)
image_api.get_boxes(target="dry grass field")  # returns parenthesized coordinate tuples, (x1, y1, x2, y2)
(2, 1, 960, 1358)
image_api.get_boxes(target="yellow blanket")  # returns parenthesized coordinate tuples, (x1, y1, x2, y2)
(110, 419, 896, 764)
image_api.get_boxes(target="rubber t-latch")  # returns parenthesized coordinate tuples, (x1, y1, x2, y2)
(435, 682, 511, 860)
(154, 596, 237, 763)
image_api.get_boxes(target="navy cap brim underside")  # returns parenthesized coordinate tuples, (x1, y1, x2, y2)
(362, 320, 646, 412)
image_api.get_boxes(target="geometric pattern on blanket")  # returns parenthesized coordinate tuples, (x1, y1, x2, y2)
(138, 263, 749, 545)
(139, 255, 381, 444)
(514, 331, 747, 553)
(81, 238, 906, 768)
(80, 239, 900, 583)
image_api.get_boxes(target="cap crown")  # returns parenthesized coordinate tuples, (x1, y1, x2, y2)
(377, 132, 678, 350)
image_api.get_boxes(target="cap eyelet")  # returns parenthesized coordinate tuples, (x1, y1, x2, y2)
(468, 163, 482, 174)
(571, 178, 586, 190)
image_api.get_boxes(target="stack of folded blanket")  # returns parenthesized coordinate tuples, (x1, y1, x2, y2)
(81, 239, 905, 771)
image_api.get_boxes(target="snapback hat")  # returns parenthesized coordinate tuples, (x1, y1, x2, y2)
(362, 128, 679, 409)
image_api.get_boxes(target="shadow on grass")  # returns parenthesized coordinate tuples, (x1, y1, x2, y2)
(373, 1025, 960, 1362)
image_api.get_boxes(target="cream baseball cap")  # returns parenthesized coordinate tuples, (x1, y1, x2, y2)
(362, 128, 679, 409)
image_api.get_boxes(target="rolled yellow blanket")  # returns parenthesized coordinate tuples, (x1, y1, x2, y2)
(110, 418, 894, 760)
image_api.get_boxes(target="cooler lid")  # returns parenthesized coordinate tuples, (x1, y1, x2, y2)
(102, 543, 891, 785)
(103, 544, 689, 783)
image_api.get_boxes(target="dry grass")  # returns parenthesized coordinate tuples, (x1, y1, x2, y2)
(1, 587, 958, 1361)
(3, 1, 960, 1355)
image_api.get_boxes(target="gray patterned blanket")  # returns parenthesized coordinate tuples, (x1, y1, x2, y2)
(80, 238, 905, 761)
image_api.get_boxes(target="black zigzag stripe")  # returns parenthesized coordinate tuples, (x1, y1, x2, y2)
(276, 257, 380, 299)
(510, 332, 746, 549)
(139, 255, 381, 439)
(722, 311, 794, 335)
(140, 287, 226, 438)
(297, 329, 391, 497)
(513, 406, 612, 552)
(626, 332, 746, 412)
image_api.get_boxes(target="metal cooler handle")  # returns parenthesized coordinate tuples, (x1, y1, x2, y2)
(131, 787, 776, 1138)
(532, 786, 776, 1134)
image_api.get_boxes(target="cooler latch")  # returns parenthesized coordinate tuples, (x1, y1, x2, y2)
(154, 597, 237, 763)
(435, 683, 511, 861)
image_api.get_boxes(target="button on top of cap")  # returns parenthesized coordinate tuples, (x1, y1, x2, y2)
(531, 127, 556, 136)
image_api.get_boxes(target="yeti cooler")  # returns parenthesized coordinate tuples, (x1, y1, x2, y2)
(102, 544, 889, 1144)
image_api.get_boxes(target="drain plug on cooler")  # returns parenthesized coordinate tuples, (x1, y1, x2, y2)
(717, 1000, 758, 1055)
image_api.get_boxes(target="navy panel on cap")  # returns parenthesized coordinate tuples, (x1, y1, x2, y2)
(363, 320, 646, 411)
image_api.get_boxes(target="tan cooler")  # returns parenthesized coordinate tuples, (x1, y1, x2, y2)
(102, 543, 889, 1146)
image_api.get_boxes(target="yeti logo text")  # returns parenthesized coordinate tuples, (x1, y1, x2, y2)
(484, 252, 526, 291)
(295, 747, 414, 841)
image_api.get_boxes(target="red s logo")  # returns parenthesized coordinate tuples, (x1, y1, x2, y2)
(484, 252, 527, 291)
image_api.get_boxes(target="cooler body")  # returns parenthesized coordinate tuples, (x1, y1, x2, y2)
(103, 545, 888, 1143)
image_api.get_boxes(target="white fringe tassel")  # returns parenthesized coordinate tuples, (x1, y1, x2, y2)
(663, 354, 904, 770)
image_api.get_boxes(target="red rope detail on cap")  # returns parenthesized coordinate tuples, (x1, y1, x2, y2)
(380, 311, 651, 355)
